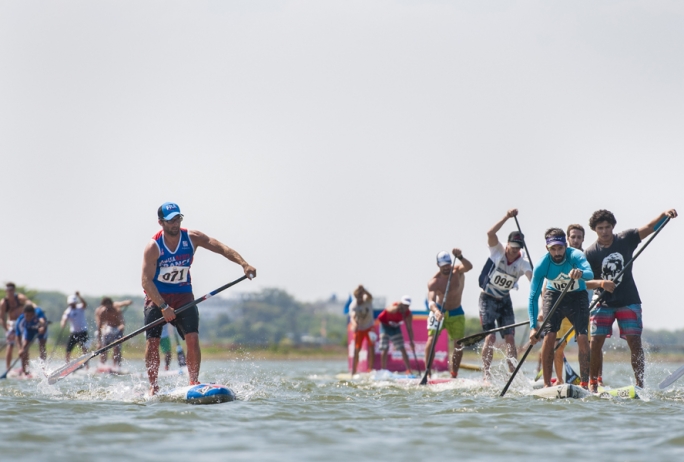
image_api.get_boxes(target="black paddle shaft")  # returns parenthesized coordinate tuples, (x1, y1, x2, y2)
(456, 320, 530, 347)
(500, 281, 573, 397)
(553, 216, 671, 351)
(514, 216, 534, 271)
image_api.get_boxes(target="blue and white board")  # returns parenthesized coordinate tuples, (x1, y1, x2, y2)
(164, 383, 236, 405)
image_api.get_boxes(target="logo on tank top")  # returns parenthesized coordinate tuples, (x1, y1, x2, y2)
(601, 252, 624, 284)
(182, 241, 189, 248)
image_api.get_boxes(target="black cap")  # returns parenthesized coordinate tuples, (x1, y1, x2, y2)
(508, 231, 525, 248)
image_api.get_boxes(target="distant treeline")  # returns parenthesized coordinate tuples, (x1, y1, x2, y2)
(3, 287, 682, 349)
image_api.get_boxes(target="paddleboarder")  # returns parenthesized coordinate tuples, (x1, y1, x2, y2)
(426, 249, 473, 378)
(528, 228, 593, 388)
(585, 208, 677, 392)
(377, 296, 414, 373)
(60, 292, 90, 364)
(95, 297, 131, 368)
(478, 209, 532, 380)
(15, 303, 48, 375)
(142, 202, 256, 395)
(1, 283, 29, 371)
(349, 285, 375, 375)
(550, 224, 590, 384)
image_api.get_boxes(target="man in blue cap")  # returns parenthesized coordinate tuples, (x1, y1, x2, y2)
(141, 202, 257, 395)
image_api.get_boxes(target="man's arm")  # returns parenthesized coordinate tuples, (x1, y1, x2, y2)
(452, 249, 473, 274)
(75, 292, 87, 309)
(189, 230, 256, 279)
(487, 209, 518, 247)
(638, 209, 678, 240)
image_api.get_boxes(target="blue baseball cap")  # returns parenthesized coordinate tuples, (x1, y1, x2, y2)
(157, 202, 182, 221)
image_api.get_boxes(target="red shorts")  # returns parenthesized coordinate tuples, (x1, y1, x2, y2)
(354, 328, 375, 349)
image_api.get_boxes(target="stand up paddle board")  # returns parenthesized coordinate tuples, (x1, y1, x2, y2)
(162, 383, 236, 405)
(530, 384, 640, 400)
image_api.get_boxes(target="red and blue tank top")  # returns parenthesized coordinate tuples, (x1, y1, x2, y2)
(152, 228, 195, 294)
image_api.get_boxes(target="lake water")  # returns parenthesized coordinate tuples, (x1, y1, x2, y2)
(2, 356, 684, 461)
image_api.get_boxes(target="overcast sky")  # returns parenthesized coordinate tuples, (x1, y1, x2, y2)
(1, 1, 682, 329)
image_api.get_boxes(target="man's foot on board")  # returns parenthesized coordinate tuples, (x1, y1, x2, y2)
(149, 384, 159, 396)
(589, 379, 598, 393)
(579, 381, 588, 390)
(597, 376, 604, 387)
(450, 371, 458, 379)
(190, 381, 200, 385)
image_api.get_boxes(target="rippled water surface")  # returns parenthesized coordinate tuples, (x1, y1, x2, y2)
(2, 357, 684, 461)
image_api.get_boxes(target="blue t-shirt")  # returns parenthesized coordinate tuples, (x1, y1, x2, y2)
(15, 307, 47, 339)
(528, 248, 594, 329)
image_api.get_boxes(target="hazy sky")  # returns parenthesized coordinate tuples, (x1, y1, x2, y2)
(1, 1, 682, 329)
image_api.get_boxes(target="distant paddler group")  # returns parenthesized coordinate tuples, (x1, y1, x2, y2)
(346, 206, 678, 395)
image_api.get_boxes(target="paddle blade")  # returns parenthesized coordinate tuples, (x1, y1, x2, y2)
(457, 333, 487, 347)
(659, 364, 684, 390)
(47, 352, 95, 385)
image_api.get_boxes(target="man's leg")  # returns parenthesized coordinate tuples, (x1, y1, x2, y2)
(39, 339, 47, 362)
(400, 347, 412, 373)
(451, 340, 463, 377)
(145, 337, 161, 394)
(352, 346, 361, 375)
(185, 332, 201, 384)
(481, 333, 496, 380)
(625, 335, 644, 388)
(366, 339, 374, 371)
(541, 332, 557, 387)
(503, 333, 517, 373)
(589, 335, 606, 392)
(554, 341, 566, 384)
(577, 334, 590, 385)
(113, 345, 122, 367)
(6, 343, 13, 370)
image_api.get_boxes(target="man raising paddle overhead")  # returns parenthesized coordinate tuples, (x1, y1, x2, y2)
(528, 228, 593, 389)
(478, 209, 532, 380)
(585, 208, 677, 392)
(425, 249, 472, 378)
(142, 202, 256, 395)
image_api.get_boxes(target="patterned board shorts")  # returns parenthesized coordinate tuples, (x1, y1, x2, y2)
(478, 292, 515, 338)
(379, 324, 404, 351)
(590, 304, 642, 339)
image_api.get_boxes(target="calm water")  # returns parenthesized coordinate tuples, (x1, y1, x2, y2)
(2, 355, 684, 461)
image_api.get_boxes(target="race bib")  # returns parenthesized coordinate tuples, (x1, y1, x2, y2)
(548, 274, 578, 292)
(489, 270, 518, 292)
(427, 311, 443, 331)
(157, 266, 190, 284)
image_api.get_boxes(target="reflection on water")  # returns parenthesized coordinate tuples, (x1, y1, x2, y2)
(2, 357, 684, 461)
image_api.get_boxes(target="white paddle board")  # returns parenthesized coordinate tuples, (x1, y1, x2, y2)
(530, 384, 640, 400)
